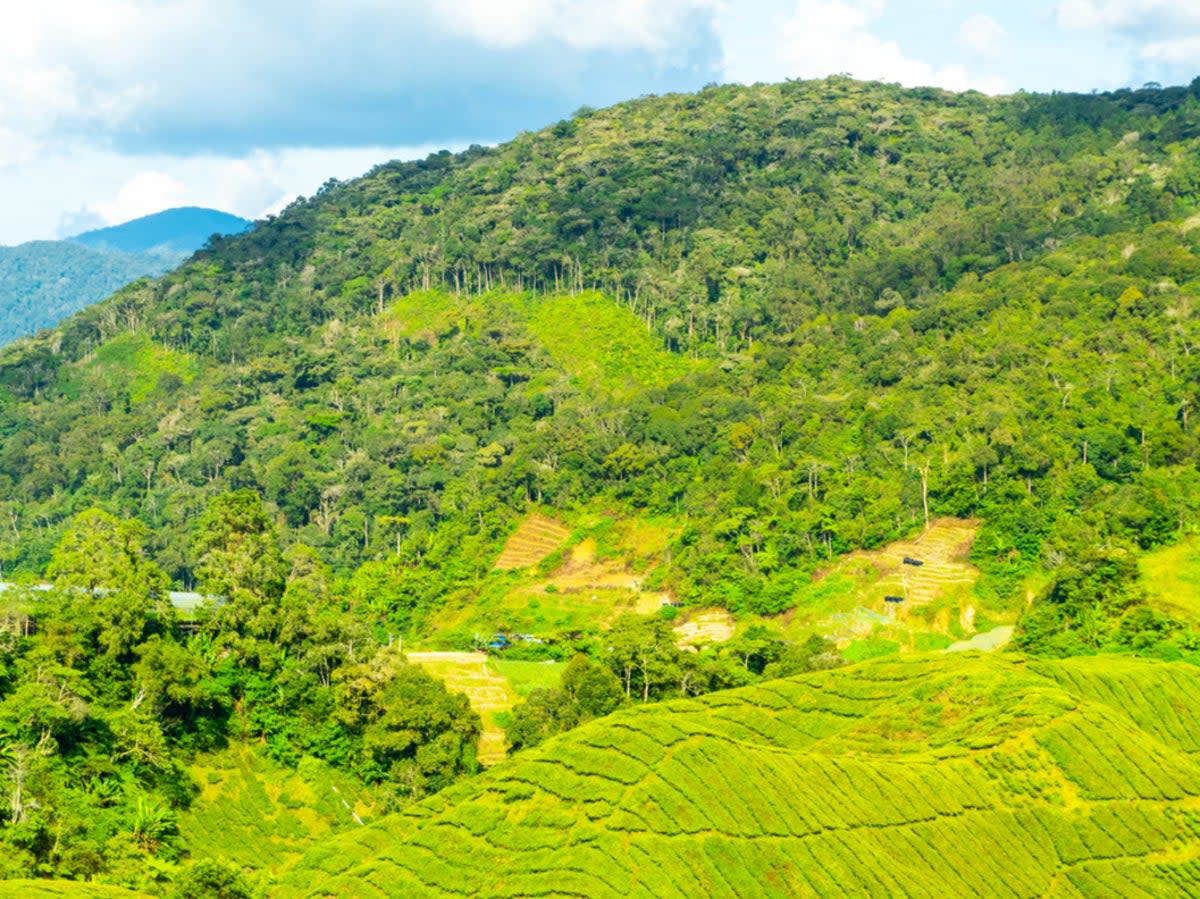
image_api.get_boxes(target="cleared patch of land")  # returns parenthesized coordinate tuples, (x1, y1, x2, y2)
(945, 625, 1015, 653)
(493, 513, 571, 571)
(280, 653, 1200, 898)
(777, 518, 1015, 653)
(854, 517, 981, 609)
(673, 608, 736, 647)
(432, 515, 681, 639)
(1140, 536, 1200, 622)
(407, 651, 520, 766)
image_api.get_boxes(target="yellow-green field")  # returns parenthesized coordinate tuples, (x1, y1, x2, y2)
(178, 747, 374, 875)
(1140, 536, 1200, 621)
(0, 884, 147, 899)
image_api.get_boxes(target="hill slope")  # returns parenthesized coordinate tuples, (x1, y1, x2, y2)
(279, 653, 1200, 898)
(0, 208, 250, 346)
(0, 79, 1197, 662)
(0, 241, 176, 345)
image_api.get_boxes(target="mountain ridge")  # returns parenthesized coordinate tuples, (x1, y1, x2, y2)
(69, 206, 251, 256)
(0, 207, 252, 346)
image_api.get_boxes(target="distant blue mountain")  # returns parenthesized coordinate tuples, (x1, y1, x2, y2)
(70, 207, 252, 256)
(0, 207, 253, 346)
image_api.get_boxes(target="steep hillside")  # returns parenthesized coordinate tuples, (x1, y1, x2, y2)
(279, 653, 1200, 898)
(1, 76, 1200, 891)
(1, 78, 1198, 662)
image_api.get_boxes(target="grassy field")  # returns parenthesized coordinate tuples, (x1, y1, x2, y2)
(59, 332, 198, 405)
(524, 291, 701, 398)
(277, 652, 1200, 898)
(492, 658, 568, 697)
(1140, 536, 1200, 621)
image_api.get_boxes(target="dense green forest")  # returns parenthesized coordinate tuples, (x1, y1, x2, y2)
(0, 242, 178, 347)
(1, 75, 1200, 892)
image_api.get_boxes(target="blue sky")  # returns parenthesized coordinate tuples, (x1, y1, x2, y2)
(1, 0, 1198, 245)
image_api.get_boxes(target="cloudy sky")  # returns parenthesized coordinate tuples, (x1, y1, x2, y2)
(2, 0, 1198, 245)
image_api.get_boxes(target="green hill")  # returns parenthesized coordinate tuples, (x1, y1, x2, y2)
(0, 208, 250, 348)
(2, 76, 1200, 889)
(70, 207, 251, 257)
(278, 653, 1200, 898)
(0, 79, 1197, 664)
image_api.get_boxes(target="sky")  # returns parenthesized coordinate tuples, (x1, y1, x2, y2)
(2, 0, 1198, 246)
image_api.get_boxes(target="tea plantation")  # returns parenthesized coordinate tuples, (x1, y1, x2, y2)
(277, 653, 1200, 898)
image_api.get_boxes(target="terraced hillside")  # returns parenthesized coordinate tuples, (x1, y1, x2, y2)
(279, 654, 1200, 898)
(0, 886, 147, 899)
(493, 514, 572, 571)
(869, 519, 980, 609)
(781, 518, 1006, 651)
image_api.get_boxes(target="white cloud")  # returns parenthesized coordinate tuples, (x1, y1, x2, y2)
(1055, 0, 1200, 31)
(91, 172, 189, 225)
(958, 14, 1006, 60)
(1141, 35, 1200, 64)
(0, 143, 456, 245)
(0, 0, 721, 168)
(433, 0, 717, 53)
(721, 1, 1007, 93)
(1054, 0, 1200, 84)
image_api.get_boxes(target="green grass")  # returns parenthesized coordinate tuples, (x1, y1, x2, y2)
(524, 292, 700, 397)
(380, 290, 699, 402)
(379, 290, 469, 342)
(59, 332, 198, 404)
(1140, 536, 1200, 621)
(277, 653, 1200, 898)
(492, 659, 568, 696)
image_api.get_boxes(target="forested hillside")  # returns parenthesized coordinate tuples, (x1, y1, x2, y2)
(3, 77, 1198, 651)
(0, 209, 250, 347)
(0, 242, 175, 346)
(1, 76, 1200, 893)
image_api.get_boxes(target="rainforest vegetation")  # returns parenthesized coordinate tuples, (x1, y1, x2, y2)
(0, 76, 1199, 892)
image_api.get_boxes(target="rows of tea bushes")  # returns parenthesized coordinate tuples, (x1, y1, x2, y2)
(277, 654, 1200, 897)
